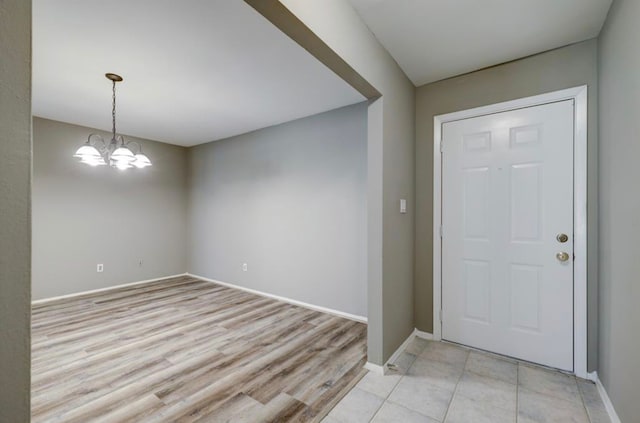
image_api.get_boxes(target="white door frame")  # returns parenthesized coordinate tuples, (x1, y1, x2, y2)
(432, 86, 588, 378)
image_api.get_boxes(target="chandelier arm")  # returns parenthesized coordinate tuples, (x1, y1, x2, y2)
(126, 141, 142, 154)
(87, 133, 107, 155)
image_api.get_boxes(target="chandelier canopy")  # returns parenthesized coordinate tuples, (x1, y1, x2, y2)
(73, 73, 152, 170)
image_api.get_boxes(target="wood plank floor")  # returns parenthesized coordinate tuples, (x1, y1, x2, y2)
(31, 276, 367, 422)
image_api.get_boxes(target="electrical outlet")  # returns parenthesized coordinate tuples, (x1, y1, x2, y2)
(242, 263, 248, 272)
(97, 264, 104, 273)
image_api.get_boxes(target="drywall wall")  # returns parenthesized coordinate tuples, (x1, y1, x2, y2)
(188, 103, 368, 317)
(0, 0, 31, 420)
(415, 39, 599, 370)
(598, 0, 640, 420)
(32, 118, 188, 300)
(274, 0, 416, 364)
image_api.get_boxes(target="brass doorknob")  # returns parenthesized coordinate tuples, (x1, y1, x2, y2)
(556, 252, 570, 262)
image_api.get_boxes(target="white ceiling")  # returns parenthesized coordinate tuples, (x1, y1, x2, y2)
(32, 0, 365, 146)
(348, 0, 612, 86)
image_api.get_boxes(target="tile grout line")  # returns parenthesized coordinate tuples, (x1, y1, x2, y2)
(352, 342, 591, 423)
(518, 367, 595, 408)
(365, 392, 389, 421)
(440, 349, 471, 423)
(365, 385, 392, 422)
(576, 378, 595, 423)
(367, 352, 415, 422)
(517, 365, 593, 422)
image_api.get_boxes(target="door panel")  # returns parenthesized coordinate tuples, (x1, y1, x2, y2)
(442, 100, 574, 371)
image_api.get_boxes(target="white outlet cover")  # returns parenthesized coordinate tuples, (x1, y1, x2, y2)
(97, 264, 104, 272)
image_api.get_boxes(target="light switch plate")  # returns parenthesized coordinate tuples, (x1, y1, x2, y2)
(400, 199, 407, 214)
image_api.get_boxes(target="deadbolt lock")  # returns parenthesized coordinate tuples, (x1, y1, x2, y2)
(556, 233, 569, 243)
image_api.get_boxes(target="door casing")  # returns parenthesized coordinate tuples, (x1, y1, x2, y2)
(432, 86, 588, 378)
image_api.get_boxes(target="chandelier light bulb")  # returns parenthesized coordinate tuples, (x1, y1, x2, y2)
(73, 144, 102, 160)
(80, 156, 107, 167)
(133, 153, 152, 168)
(114, 160, 133, 170)
(111, 145, 136, 163)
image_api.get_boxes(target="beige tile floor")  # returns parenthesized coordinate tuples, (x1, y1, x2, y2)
(323, 338, 610, 423)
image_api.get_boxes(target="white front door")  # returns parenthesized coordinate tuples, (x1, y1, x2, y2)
(441, 100, 574, 371)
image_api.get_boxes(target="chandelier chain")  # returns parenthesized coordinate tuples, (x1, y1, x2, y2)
(112, 80, 117, 142)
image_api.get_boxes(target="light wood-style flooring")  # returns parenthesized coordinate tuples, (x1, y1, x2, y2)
(31, 276, 367, 422)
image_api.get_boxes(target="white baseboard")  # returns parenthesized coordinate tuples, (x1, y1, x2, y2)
(385, 330, 417, 365)
(586, 370, 599, 383)
(187, 273, 367, 324)
(414, 329, 434, 340)
(31, 273, 189, 305)
(364, 362, 386, 375)
(365, 328, 434, 375)
(587, 371, 621, 423)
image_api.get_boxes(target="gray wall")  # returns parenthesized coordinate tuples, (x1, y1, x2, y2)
(32, 118, 188, 300)
(598, 0, 640, 420)
(0, 0, 31, 420)
(188, 103, 368, 317)
(415, 39, 599, 370)
(277, 0, 417, 364)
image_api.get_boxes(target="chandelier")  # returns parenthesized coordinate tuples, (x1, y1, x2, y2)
(73, 73, 152, 170)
